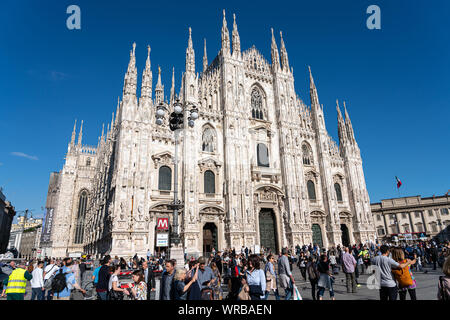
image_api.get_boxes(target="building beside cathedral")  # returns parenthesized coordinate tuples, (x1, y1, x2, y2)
(45, 11, 376, 258)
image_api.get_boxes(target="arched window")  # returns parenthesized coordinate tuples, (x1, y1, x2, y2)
(257, 143, 269, 167)
(251, 87, 264, 120)
(334, 183, 343, 202)
(202, 127, 216, 152)
(158, 166, 172, 191)
(86, 158, 91, 166)
(204, 170, 215, 194)
(302, 143, 313, 165)
(74, 191, 88, 244)
(307, 180, 316, 200)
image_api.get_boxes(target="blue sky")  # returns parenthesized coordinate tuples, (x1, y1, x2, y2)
(1, 0, 449, 220)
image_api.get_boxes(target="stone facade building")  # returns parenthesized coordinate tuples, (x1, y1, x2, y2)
(371, 194, 450, 242)
(0, 189, 16, 254)
(46, 12, 376, 258)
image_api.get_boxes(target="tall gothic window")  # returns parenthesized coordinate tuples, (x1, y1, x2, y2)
(307, 180, 316, 200)
(86, 157, 91, 166)
(302, 143, 313, 165)
(334, 183, 343, 202)
(158, 166, 172, 191)
(204, 170, 215, 194)
(202, 127, 215, 153)
(257, 143, 269, 167)
(251, 87, 264, 120)
(74, 191, 88, 244)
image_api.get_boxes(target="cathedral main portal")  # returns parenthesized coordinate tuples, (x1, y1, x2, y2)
(258, 209, 278, 253)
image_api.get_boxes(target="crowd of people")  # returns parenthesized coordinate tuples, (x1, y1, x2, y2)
(0, 240, 449, 301)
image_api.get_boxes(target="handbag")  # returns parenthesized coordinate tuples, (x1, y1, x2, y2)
(248, 284, 263, 300)
(237, 285, 250, 300)
(292, 284, 302, 301)
(108, 289, 124, 300)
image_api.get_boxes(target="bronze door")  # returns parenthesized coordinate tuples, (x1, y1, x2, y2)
(259, 209, 277, 253)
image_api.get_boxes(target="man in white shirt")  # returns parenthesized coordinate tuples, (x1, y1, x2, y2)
(30, 261, 45, 300)
(43, 259, 59, 300)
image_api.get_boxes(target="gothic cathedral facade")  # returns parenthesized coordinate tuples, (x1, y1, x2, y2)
(46, 12, 377, 258)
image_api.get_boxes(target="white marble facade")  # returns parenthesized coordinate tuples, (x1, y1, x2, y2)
(47, 12, 377, 258)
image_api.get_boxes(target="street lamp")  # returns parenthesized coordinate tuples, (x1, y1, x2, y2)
(155, 98, 199, 248)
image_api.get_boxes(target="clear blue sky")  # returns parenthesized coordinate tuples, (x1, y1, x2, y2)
(1, 0, 449, 220)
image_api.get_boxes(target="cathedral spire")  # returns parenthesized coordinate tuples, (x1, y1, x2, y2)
(203, 38, 208, 72)
(77, 120, 83, 147)
(185, 27, 195, 73)
(70, 119, 77, 146)
(221, 9, 230, 56)
(343, 101, 356, 143)
(100, 123, 105, 143)
(170, 67, 175, 105)
(336, 100, 347, 145)
(123, 42, 138, 97)
(154, 66, 164, 105)
(279, 31, 290, 72)
(271, 28, 280, 71)
(309, 66, 320, 108)
(115, 97, 121, 124)
(232, 13, 241, 57)
(141, 45, 153, 100)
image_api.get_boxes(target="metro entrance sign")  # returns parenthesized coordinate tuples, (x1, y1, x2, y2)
(157, 218, 169, 231)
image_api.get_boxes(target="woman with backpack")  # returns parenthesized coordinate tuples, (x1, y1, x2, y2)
(297, 252, 307, 281)
(306, 256, 319, 300)
(391, 247, 417, 300)
(317, 254, 335, 300)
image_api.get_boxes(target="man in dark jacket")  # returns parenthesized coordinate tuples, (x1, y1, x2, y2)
(96, 255, 111, 300)
(141, 261, 156, 300)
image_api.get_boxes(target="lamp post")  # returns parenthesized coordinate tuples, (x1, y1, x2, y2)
(155, 98, 199, 249)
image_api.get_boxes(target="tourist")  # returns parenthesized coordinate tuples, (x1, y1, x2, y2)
(141, 260, 156, 300)
(108, 265, 128, 300)
(371, 245, 415, 301)
(30, 260, 45, 300)
(391, 247, 417, 300)
(210, 262, 223, 299)
(173, 267, 198, 300)
(297, 251, 307, 281)
(52, 257, 86, 300)
(438, 256, 450, 300)
(160, 260, 175, 300)
(278, 248, 294, 300)
(129, 270, 147, 300)
(245, 254, 265, 300)
(196, 257, 216, 291)
(306, 256, 319, 300)
(317, 254, 335, 300)
(264, 254, 279, 300)
(1, 262, 32, 300)
(43, 258, 59, 300)
(341, 247, 357, 293)
(96, 255, 112, 300)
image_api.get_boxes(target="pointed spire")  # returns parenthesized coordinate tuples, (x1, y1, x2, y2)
(185, 27, 195, 73)
(203, 39, 208, 72)
(279, 31, 290, 72)
(309, 66, 319, 108)
(110, 112, 114, 132)
(221, 9, 230, 56)
(170, 67, 175, 105)
(336, 100, 347, 145)
(77, 120, 83, 147)
(115, 97, 120, 124)
(232, 13, 241, 56)
(154, 66, 164, 104)
(141, 45, 153, 99)
(101, 123, 105, 142)
(343, 101, 356, 143)
(70, 119, 77, 145)
(123, 42, 138, 97)
(271, 28, 280, 70)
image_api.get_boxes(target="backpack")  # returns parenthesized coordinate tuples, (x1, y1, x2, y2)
(392, 265, 413, 288)
(307, 263, 319, 280)
(51, 269, 68, 293)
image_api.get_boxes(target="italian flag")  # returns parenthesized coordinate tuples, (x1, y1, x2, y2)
(395, 176, 402, 189)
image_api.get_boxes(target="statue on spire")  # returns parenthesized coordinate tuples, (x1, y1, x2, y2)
(203, 38, 208, 73)
(154, 66, 164, 105)
(232, 13, 241, 57)
(279, 31, 290, 72)
(185, 27, 195, 73)
(123, 42, 137, 97)
(141, 44, 153, 100)
(170, 67, 175, 105)
(221, 9, 230, 56)
(77, 120, 83, 147)
(271, 28, 280, 71)
(70, 119, 77, 146)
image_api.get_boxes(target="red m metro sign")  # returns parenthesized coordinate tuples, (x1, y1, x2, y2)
(157, 218, 169, 230)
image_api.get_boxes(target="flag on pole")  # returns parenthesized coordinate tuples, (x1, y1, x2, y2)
(395, 176, 402, 189)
